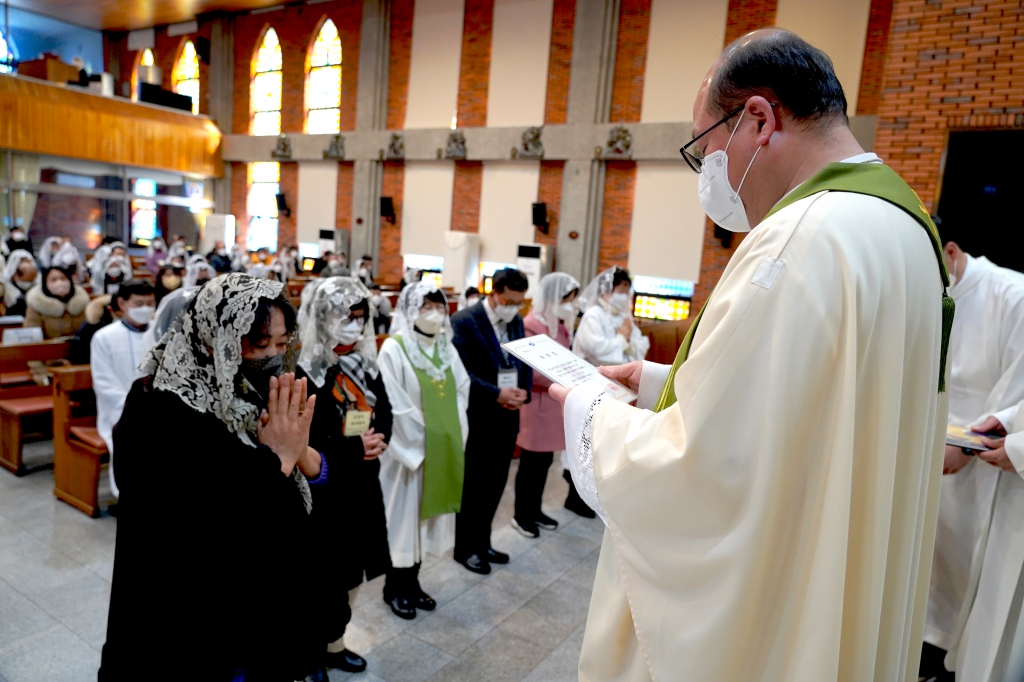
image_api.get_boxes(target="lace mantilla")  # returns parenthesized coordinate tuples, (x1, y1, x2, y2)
(398, 331, 453, 383)
(296, 276, 377, 389)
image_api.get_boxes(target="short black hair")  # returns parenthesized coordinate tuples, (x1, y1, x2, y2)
(611, 267, 632, 289)
(101, 236, 119, 245)
(369, 282, 382, 291)
(115, 279, 155, 309)
(424, 290, 447, 306)
(710, 29, 848, 127)
(247, 294, 297, 345)
(361, 254, 373, 261)
(562, 287, 579, 302)
(492, 268, 528, 293)
(464, 286, 479, 298)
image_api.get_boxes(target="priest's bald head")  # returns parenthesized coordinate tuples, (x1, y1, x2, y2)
(690, 29, 866, 229)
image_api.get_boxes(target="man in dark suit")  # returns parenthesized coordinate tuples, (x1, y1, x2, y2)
(450, 268, 532, 574)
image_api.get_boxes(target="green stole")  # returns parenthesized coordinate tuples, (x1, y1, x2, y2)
(393, 335, 465, 519)
(653, 162, 953, 412)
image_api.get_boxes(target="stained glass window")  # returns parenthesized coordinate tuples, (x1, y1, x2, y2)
(0, 29, 13, 74)
(251, 28, 282, 136)
(247, 162, 280, 251)
(140, 48, 154, 67)
(306, 19, 342, 135)
(174, 40, 200, 115)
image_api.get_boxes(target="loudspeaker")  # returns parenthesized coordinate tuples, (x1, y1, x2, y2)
(532, 202, 549, 234)
(381, 197, 396, 224)
(195, 37, 211, 65)
(275, 193, 292, 218)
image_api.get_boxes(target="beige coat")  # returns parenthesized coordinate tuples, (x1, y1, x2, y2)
(23, 284, 89, 338)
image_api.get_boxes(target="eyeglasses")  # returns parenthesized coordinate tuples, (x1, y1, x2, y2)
(679, 105, 745, 173)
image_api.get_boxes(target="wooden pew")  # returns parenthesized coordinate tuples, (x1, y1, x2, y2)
(51, 366, 109, 518)
(640, 318, 693, 365)
(0, 339, 72, 475)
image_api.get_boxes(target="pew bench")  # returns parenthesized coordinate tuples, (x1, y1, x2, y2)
(0, 339, 72, 475)
(51, 366, 109, 518)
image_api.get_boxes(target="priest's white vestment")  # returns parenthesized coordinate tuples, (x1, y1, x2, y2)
(377, 332, 470, 567)
(564, 191, 947, 682)
(925, 254, 1024, 651)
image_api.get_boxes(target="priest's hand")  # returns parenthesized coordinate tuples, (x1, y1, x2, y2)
(943, 445, 972, 475)
(598, 361, 644, 394)
(361, 427, 387, 460)
(978, 436, 1016, 473)
(258, 373, 317, 476)
(974, 416, 1007, 437)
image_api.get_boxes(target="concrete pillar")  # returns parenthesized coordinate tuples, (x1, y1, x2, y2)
(209, 14, 235, 216)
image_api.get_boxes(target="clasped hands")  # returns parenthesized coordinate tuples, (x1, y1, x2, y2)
(257, 373, 321, 478)
(497, 387, 528, 410)
(361, 427, 387, 461)
(944, 415, 1015, 475)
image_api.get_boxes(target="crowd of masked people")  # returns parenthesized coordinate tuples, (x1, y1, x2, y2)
(2, 228, 651, 681)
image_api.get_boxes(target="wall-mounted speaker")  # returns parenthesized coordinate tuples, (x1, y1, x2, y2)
(276, 193, 292, 218)
(381, 197, 396, 224)
(532, 202, 549, 234)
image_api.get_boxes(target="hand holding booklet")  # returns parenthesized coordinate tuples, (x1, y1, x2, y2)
(946, 424, 992, 452)
(501, 334, 638, 403)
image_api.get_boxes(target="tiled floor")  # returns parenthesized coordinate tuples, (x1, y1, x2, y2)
(0, 442, 602, 682)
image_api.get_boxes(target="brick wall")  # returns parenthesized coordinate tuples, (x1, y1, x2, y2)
(856, 0, 896, 115)
(544, 0, 576, 125)
(874, 0, 1024, 210)
(336, 162, 355, 248)
(451, 161, 483, 233)
(536, 160, 564, 251)
(598, 161, 637, 271)
(379, 161, 405, 285)
(609, 0, 652, 124)
(387, 0, 415, 130)
(456, 0, 495, 128)
(230, 161, 248, 245)
(723, 0, 778, 44)
(278, 162, 298, 249)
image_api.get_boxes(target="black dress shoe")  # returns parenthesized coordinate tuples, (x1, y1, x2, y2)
(457, 553, 491, 574)
(512, 517, 540, 538)
(384, 592, 417, 619)
(414, 590, 437, 611)
(324, 649, 367, 673)
(485, 547, 510, 564)
(535, 512, 559, 531)
(305, 666, 329, 682)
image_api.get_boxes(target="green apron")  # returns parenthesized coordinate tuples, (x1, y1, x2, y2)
(394, 335, 466, 519)
(653, 161, 953, 413)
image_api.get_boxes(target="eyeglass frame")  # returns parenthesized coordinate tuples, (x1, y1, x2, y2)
(680, 102, 777, 173)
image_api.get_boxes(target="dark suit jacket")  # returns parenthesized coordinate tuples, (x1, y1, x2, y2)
(451, 301, 533, 437)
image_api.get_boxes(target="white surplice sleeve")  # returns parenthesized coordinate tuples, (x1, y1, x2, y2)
(378, 339, 427, 471)
(564, 380, 611, 524)
(637, 361, 671, 410)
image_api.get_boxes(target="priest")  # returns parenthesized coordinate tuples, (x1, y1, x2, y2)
(550, 29, 951, 681)
(923, 238, 1024, 679)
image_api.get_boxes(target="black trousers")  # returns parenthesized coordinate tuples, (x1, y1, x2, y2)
(514, 449, 553, 521)
(454, 424, 517, 560)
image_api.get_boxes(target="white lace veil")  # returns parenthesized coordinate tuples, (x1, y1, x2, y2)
(532, 272, 580, 338)
(2, 250, 38, 307)
(184, 255, 217, 287)
(297, 277, 377, 389)
(577, 266, 631, 313)
(392, 281, 455, 382)
(38, 237, 63, 269)
(147, 238, 167, 258)
(52, 242, 84, 276)
(247, 263, 274, 280)
(90, 243, 133, 291)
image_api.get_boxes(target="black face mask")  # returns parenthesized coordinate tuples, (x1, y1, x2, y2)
(239, 354, 284, 406)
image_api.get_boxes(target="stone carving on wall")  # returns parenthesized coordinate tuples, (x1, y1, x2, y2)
(445, 130, 467, 159)
(271, 133, 292, 160)
(518, 127, 544, 159)
(386, 133, 405, 160)
(603, 126, 633, 159)
(323, 134, 345, 160)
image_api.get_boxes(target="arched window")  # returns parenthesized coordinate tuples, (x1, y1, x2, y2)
(251, 27, 282, 136)
(173, 40, 200, 115)
(247, 162, 280, 252)
(306, 18, 342, 134)
(131, 48, 155, 102)
(0, 28, 14, 74)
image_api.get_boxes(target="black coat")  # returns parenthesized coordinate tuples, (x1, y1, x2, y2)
(450, 302, 532, 437)
(99, 378, 320, 682)
(299, 365, 393, 590)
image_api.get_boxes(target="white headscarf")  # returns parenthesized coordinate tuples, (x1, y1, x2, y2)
(51, 242, 85, 278)
(230, 244, 248, 272)
(296, 277, 378, 389)
(38, 237, 64, 269)
(296, 278, 327, 329)
(532, 272, 581, 340)
(167, 242, 188, 261)
(147, 238, 167, 259)
(2, 250, 38, 309)
(184, 255, 217, 287)
(392, 281, 455, 383)
(577, 266, 632, 313)
(142, 286, 199, 351)
(90, 242, 133, 292)
(247, 263, 274, 280)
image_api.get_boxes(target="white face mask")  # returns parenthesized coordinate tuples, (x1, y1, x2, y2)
(609, 292, 632, 313)
(335, 319, 364, 347)
(466, 295, 481, 307)
(127, 305, 155, 325)
(15, 280, 33, 292)
(416, 309, 446, 336)
(557, 301, 575, 319)
(495, 303, 520, 323)
(48, 280, 71, 297)
(697, 109, 763, 233)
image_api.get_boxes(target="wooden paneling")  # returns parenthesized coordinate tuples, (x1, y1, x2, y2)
(0, 74, 222, 178)
(8, 0, 282, 31)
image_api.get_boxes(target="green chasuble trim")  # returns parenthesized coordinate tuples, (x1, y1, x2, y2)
(394, 336, 466, 519)
(653, 162, 953, 412)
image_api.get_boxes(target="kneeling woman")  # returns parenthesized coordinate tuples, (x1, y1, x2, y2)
(378, 282, 470, 619)
(296, 277, 393, 674)
(99, 273, 324, 682)
(24, 266, 90, 338)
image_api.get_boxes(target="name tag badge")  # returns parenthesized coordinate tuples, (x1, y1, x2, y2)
(343, 410, 373, 437)
(497, 369, 518, 390)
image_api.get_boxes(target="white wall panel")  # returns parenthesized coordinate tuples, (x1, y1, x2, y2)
(775, 0, 872, 112)
(486, 0, 554, 127)
(628, 162, 704, 282)
(478, 161, 540, 263)
(296, 161, 339, 246)
(401, 162, 456, 257)
(641, 0, 728, 123)
(405, 0, 465, 129)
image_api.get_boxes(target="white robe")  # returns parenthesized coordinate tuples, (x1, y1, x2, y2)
(91, 321, 153, 499)
(563, 191, 946, 682)
(572, 303, 650, 366)
(925, 254, 1024, 651)
(377, 332, 470, 568)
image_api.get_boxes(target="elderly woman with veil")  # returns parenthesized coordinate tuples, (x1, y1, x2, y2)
(99, 273, 325, 682)
(571, 265, 649, 366)
(295, 277, 393, 675)
(377, 282, 470, 619)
